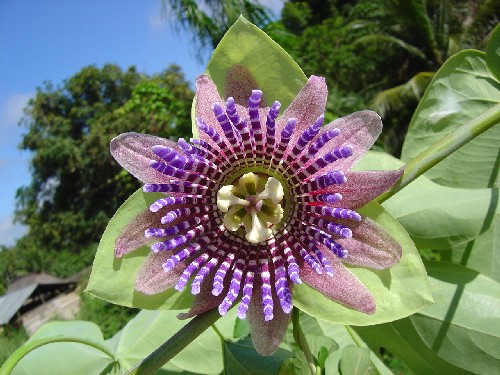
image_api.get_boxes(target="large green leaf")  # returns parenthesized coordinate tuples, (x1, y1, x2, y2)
(11, 321, 116, 375)
(206, 16, 306, 108)
(410, 261, 500, 373)
(109, 309, 226, 374)
(356, 261, 500, 374)
(355, 318, 472, 375)
(292, 201, 432, 326)
(357, 151, 496, 249)
(401, 50, 500, 188)
(444, 199, 500, 281)
(86, 188, 193, 310)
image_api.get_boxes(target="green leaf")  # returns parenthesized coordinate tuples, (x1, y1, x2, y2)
(401, 50, 500, 188)
(410, 261, 500, 374)
(224, 337, 292, 375)
(10, 321, 116, 375)
(108, 309, 225, 374)
(295, 314, 391, 375)
(444, 198, 500, 281)
(356, 262, 500, 374)
(339, 346, 377, 375)
(355, 318, 472, 375)
(486, 24, 500, 81)
(86, 188, 193, 310)
(293, 201, 432, 326)
(357, 151, 496, 249)
(206, 16, 306, 108)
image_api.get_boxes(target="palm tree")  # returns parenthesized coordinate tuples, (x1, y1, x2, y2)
(161, 0, 273, 57)
(354, 0, 499, 117)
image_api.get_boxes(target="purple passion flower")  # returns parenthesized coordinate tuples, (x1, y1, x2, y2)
(110, 75, 403, 355)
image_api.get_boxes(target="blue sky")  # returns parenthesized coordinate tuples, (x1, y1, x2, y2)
(0, 1, 283, 247)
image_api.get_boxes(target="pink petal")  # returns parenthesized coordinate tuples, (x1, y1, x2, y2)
(338, 217, 402, 269)
(115, 209, 164, 258)
(319, 168, 404, 209)
(135, 251, 185, 295)
(301, 253, 376, 314)
(110, 132, 180, 183)
(276, 76, 327, 156)
(308, 111, 382, 174)
(247, 279, 291, 356)
(195, 75, 232, 157)
(177, 270, 225, 319)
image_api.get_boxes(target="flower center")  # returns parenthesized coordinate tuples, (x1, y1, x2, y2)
(217, 172, 284, 244)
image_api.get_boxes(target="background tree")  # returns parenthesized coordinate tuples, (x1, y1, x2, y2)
(0, 64, 193, 290)
(264, 0, 499, 154)
(162, 0, 273, 56)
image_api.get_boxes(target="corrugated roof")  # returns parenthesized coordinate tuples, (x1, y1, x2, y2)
(0, 284, 37, 325)
(7, 273, 70, 293)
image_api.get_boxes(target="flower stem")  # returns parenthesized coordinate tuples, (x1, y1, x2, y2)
(292, 307, 317, 375)
(377, 103, 500, 203)
(125, 308, 221, 375)
(0, 336, 116, 375)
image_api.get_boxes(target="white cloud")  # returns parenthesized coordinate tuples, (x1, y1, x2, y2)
(0, 214, 26, 247)
(4, 93, 32, 125)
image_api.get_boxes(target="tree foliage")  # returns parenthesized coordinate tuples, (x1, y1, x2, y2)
(0, 64, 193, 290)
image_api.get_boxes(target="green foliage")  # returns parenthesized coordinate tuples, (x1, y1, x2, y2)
(161, 0, 272, 55)
(0, 327, 28, 366)
(0, 64, 194, 291)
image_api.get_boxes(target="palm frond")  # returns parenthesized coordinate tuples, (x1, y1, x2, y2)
(369, 72, 434, 118)
(353, 34, 426, 60)
(390, 0, 442, 64)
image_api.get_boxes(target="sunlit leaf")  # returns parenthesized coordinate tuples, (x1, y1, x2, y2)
(401, 50, 500, 188)
(11, 321, 116, 375)
(207, 16, 306, 105)
(356, 151, 497, 250)
(86, 188, 193, 310)
(108, 309, 225, 374)
(293, 201, 432, 325)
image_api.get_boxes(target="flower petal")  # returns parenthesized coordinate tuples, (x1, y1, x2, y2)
(300, 253, 376, 314)
(195, 74, 233, 156)
(115, 209, 164, 258)
(247, 279, 291, 356)
(276, 75, 327, 155)
(338, 217, 402, 269)
(320, 169, 404, 209)
(309, 111, 382, 173)
(110, 132, 180, 183)
(177, 270, 226, 319)
(135, 251, 185, 295)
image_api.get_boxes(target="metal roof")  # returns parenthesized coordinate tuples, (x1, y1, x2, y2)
(0, 272, 80, 325)
(0, 284, 37, 325)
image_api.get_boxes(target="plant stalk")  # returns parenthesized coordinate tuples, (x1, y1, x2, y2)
(378, 103, 500, 203)
(125, 308, 221, 375)
(292, 307, 317, 375)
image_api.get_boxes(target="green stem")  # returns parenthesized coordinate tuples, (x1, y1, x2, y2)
(125, 308, 221, 375)
(0, 336, 116, 375)
(292, 307, 317, 375)
(377, 103, 500, 203)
